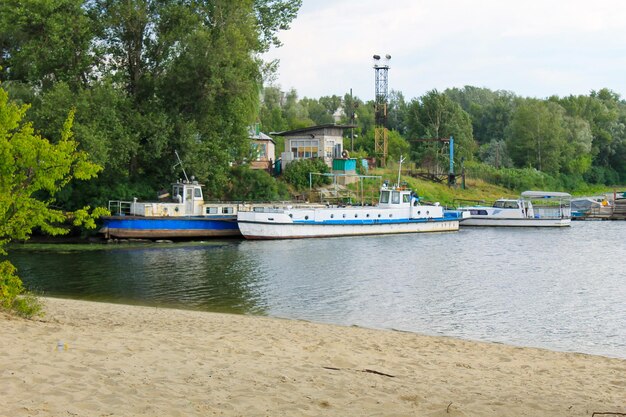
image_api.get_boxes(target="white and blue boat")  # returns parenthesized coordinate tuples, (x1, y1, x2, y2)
(458, 191, 572, 227)
(237, 180, 461, 239)
(100, 180, 241, 239)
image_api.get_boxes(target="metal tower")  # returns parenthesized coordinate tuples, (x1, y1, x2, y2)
(373, 54, 390, 167)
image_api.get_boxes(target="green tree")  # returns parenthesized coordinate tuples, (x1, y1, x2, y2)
(0, 86, 103, 315)
(506, 99, 566, 174)
(0, 0, 96, 90)
(406, 90, 476, 173)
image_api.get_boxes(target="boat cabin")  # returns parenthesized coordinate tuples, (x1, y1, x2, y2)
(171, 181, 205, 215)
(493, 199, 534, 218)
(378, 187, 417, 209)
(108, 180, 237, 218)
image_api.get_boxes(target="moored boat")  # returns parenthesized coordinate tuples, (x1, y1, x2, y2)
(237, 183, 461, 239)
(100, 180, 241, 239)
(458, 191, 572, 227)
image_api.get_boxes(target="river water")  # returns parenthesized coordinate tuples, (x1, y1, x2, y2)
(9, 221, 626, 359)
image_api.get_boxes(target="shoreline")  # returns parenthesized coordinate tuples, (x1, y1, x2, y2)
(2, 297, 625, 416)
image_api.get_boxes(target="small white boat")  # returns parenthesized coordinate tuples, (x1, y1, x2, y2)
(458, 191, 572, 227)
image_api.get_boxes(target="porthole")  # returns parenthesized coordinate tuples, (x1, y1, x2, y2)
(389, 214, 393, 218)
(305, 215, 309, 220)
(418, 211, 421, 215)
(366, 214, 370, 218)
(330, 214, 334, 219)
(355, 214, 358, 218)
(377, 214, 381, 218)
(343, 213, 346, 218)
(289, 214, 293, 218)
(426, 211, 429, 215)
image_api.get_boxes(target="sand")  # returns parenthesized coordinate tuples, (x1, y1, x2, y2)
(1, 297, 625, 417)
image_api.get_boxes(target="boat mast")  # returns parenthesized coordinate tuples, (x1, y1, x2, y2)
(397, 155, 405, 187)
(173, 150, 190, 182)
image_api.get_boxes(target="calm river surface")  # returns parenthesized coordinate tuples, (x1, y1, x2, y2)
(9, 221, 626, 359)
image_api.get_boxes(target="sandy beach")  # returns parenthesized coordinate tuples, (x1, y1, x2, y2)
(1, 297, 624, 417)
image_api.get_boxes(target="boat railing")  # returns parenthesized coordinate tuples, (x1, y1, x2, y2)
(108, 200, 133, 216)
(533, 205, 571, 219)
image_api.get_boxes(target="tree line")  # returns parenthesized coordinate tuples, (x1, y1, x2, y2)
(259, 85, 626, 190)
(1, 0, 302, 208)
(2, 0, 625, 215)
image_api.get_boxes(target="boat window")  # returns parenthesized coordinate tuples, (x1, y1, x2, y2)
(470, 209, 488, 215)
(222, 207, 233, 214)
(185, 189, 192, 201)
(392, 191, 400, 204)
(194, 188, 202, 198)
(403, 194, 410, 203)
(380, 191, 390, 204)
(206, 207, 218, 214)
(504, 201, 519, 209)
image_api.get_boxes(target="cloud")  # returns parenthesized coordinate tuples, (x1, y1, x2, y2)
(264, 0, 626, 100)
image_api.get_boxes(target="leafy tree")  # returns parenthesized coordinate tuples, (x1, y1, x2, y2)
(0, 0, 96, 90)
(445, 86, 516, 145)
(0, 86, 104, 315)
(301, 97, 334, 125)
(478, 140, 513, 169)
(386, 129, 410, 163)
(560, 116, 593, 175)
(506, 99, 565, 174)
(406, 90, 476, 173)
(387, 90, 408, 135)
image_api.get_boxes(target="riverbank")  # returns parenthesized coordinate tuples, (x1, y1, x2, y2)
(2, 297, 624, 417)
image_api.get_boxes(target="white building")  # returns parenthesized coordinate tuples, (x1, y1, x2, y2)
(273, 124, 355, 169)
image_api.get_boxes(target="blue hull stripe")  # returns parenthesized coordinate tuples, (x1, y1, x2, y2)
(102, 217, 238, 231)
(292, 217, 451, 226)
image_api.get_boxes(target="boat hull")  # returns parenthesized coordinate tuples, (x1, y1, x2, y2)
(100, 216, 241, 239)
(460, 217, 570, 227)
(237, 218, 459, 240)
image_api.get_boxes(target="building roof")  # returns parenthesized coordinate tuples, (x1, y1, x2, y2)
(248, 129, 275, 143)
(271, 124, 357, 137)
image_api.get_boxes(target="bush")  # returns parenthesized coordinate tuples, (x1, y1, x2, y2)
(465, 161, 558, 191)
(282, 158, 332, 191)
(227, 166, 291, 201)
(0, 260, 43, 318)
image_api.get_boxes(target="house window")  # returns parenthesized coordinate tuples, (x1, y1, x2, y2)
(290, 139, 319, 159)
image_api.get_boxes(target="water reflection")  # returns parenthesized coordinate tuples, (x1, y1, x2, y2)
(10, 243, 266, 314)
(8, 221, 626, 358)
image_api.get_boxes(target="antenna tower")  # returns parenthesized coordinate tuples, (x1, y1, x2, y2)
(373, 54, 390, 167)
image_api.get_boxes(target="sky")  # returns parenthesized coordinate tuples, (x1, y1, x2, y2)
(263, 0, 626, 101)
